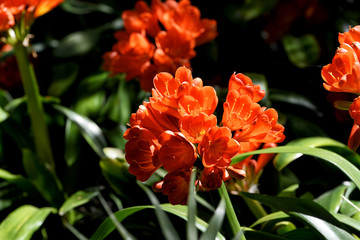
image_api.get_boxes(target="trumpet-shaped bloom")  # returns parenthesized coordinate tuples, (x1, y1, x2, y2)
(103, 32, 155, 80)
(228, 73, 265, 103)
(179, 112, 217, 143)
(201, 167, 230, 190)
(0, 0, 63, 31)
(222, 90, 261, 131)
(198, 126, 240, 168)
(349, 97, 360, 151)
(122, 0, 160, 37)
(161, 171, 191, 205)
(322, 43, 360, 94)
(152, 0, 217, 46)
(158, 131, 196, 172)
(123, 126, 162, 182)
(0, 6, 14, 30)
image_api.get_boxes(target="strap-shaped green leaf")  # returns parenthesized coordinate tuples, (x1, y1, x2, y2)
(0, 205, 56, 240)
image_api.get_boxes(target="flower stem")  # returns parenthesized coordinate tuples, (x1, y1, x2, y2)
(13, 42, 55, 174)
(218, 182, 246, 240)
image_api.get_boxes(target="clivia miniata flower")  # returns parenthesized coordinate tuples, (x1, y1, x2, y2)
(103, 0, 218, 92)
(124, 66, 285, 205)
(0, 0, 63, 32)
(321, 25, 360, 151)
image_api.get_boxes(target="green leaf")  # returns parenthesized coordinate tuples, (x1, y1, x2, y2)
(314, 182, 349, 214)
(243, 230, 287, 240)
(232, 146, 360, 193)
(187, 168, 198, 240)
(273, 137, 360, 170)
(290, 212, 356, 240)
(0, 205, 56, 240)
(250, 211, 289, 228)
(137, 181, 181, 240)
(47, 62, 79, 97)
(241, 192, 350, 233)
(59, 189, 101, 216)
(199, 198, 226, 240)
(334, 213, 360, 232)
(61, 0, 115, 14)
(282, 34, 320, 68)
(53, 104, 107, 158)
(22, 149, 64, 207)
(91, 204, 226, 240)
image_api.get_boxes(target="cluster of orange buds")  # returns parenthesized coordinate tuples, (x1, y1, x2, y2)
(102, 0, 217, 92)
(123, 66, 285, 205)
(0, 0, 63, 32)
(322, 25, 360, 151)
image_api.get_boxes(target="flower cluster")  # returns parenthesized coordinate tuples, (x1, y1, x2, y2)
(322, 25, 360, 151)
(0, 0, 63, 32)
(124, 66, 285, 205)
(102, 0, 217, 92)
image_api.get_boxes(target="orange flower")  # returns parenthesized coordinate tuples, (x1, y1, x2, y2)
(198, 126, 240, 168)
(232, 108, 285, 143)
(102, 31, 155, 80)
(122, 0, 160, 37)
(153, 0, 217, 46)
(338, 25, 360, 45)
(348, 97, 360, 151)
(201, 167, 230, 190)
(228, 73, 265, 103)
(322, 43, 360, 94)
(0, 6, 14, 30)
(0, 0, 63, 31)
(221, 90, 261, 131)
(153, 28, 196, 73)
(123, 126, 162, 182)
(150, 66, 197, 118)
(128, 102, 179, 138)
(161, 171, 191, 205)
(179, 112, 217, 143)
(158, 130, 196, 172)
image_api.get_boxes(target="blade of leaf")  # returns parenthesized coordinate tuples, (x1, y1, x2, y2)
(273, 137, 360, 169)
(199, 198, 226, 240)
(314, 182, 349, 214)
(0, 205, 56, 240)
(59, 189, 101, 216)
(241, 192, 350, 232)
(290, 212, 356, 240)
(250, 211, 290, 228)
(53, 104, 106, 158)
(90, 204, 226, 240)
(137, 181, 181, 240)
(334, 213, 360, 232)
(22, 149, 64, 207)
(232, 146, 360, 192)
(187, 168, 198, 240)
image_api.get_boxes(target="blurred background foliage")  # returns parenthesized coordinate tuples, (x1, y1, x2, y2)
(1, 0, 360, 239)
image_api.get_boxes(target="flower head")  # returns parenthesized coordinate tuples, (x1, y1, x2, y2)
(103, 0, 217, 92)
(124, 66, 285, 204)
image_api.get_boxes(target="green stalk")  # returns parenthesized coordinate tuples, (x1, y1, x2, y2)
(218, 182, 246, 240)
(13, 42, 55, 174)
